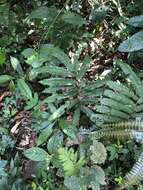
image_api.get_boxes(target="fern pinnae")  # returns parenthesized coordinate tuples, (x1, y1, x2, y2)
(92, 128, 143, 143)
(103, 120, 143, 131)
(58, 147, 85, 176)
(120, 152, 143, 188)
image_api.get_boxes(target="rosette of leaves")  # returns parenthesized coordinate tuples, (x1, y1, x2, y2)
(35, 46, 105, 126)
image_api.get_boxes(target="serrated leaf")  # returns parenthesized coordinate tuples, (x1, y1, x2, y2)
(81, 106, 97, 123)
(24, 147, 50, 161)
(17, 78, 32, 99)
(48, 103, 69, 122)
(101, 98, 134, 114)
(104, 89, 136, 109)
(117, 60, 141, 85)
(116, 60, 143, 99)
(0, 160, 7, 173)
(91, 166, 106, 185)
(37, 124, 53, 146)
(118, 31, 143, 52)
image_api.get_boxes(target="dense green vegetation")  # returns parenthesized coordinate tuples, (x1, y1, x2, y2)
(1, 0, 143, 189)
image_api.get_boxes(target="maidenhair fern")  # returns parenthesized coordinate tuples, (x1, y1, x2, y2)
(58, 147, 85, 176)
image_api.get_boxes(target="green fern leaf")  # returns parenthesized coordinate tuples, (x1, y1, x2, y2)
(58, 147, 85, 176)
(119, 152, 143, 189)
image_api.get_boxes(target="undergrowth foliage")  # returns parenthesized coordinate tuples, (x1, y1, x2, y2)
(93, 60, 143, 189)
(1, 0, 143, 190)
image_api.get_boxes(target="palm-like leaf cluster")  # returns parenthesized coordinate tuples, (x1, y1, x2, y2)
(93, 60, 143, 189)
(38, 46, 105, 125)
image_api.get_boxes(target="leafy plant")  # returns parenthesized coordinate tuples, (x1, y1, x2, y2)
(91, 60, 143, 189)
(36, 45, 105, 125)
(58, 147, 85, 176)
(118, 15, 143, 52)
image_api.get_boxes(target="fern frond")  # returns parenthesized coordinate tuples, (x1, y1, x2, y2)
(103, 120, 143, 131)
(92, 128, 143, 143)
(95, 80, 138, 124)
(58, 147, 85, 176)
(119, 152, 143, 189)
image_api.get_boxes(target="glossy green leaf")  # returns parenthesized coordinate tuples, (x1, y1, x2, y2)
(48, 104, 68, 121)
(40, 78, 75, 86)
(0, 75, 12, 84)
(64, 176, 82, 190)
(24, 147, 50, 161)
(10, 56, 24, 75)
(17, 78, 32, 99)
(47, 131, 63, 154)
(59, 119, 76, 139)
(37, 124, 53, 146)
(29, 6, 58, 20)
(62, 12, 86, 26)
(89, 5, 108, 23)
(128, 15, 143, 28)
(0, 49, 6, 66)
(118, 31, 143, 52)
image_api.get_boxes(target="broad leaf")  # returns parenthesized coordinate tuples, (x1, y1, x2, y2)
(10, 56, 24, 75)
(64, 176, 82, 190)
(47, 131, 63, 154)
(29, 6, 58, 20)
(0, 75, 12, 84)
(62, 12, 86, 26)
(59, 119, 76, 139)
(118, 31, 143, 52)
(128, 15, 143, 28)
(37, 124, 53, 146)
(17, 78, 32, 100)
(89, 5, 108, 23)
(24, 147, 50, 161)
